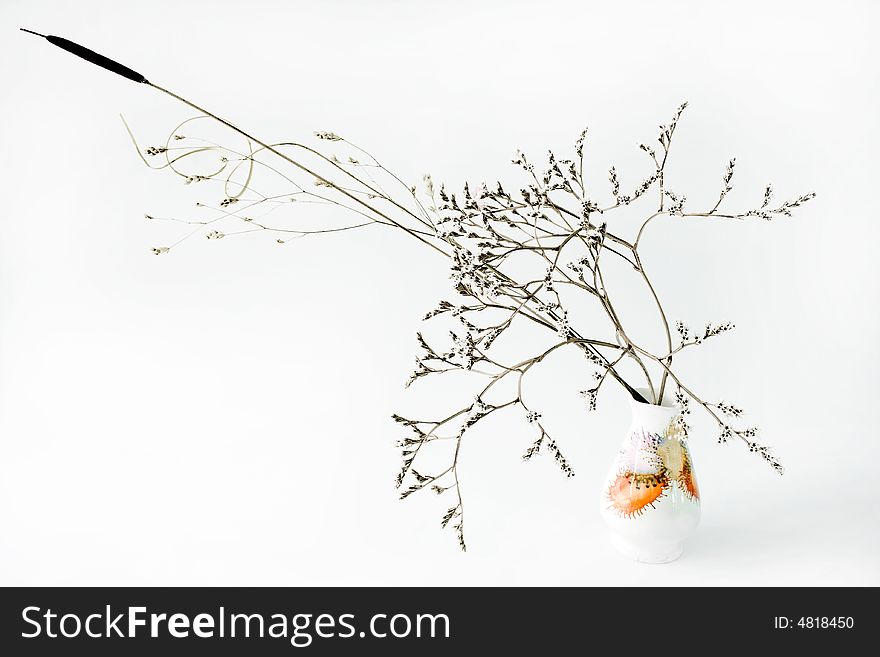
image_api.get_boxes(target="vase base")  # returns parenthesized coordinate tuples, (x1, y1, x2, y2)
(609, 533, 684, 564)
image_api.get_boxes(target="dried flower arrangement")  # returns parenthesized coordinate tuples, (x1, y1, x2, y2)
(24, 30, 815, 551)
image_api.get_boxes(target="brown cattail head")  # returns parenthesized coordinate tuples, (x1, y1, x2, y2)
(20, 28, 149, 84)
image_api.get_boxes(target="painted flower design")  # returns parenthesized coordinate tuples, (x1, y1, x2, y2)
(606, 420, 699, 517)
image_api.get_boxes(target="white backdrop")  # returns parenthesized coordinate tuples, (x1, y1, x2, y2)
(1, 0, 878, 586)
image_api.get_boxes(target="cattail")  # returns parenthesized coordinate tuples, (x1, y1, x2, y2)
(20, 28, 148, 84)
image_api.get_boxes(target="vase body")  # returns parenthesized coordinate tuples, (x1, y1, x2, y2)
(599, 390, 700, 563)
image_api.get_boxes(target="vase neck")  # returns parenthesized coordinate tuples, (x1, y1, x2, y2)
(628, 399, 679, 434)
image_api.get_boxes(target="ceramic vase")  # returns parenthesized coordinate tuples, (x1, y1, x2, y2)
(599, 389, 700, 563)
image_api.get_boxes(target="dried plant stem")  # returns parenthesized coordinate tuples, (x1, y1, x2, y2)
(147, 83, 646, 407)
(147, 83, 450, 258)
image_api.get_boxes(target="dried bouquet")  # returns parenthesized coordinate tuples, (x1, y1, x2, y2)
(24, 31, 815, 550)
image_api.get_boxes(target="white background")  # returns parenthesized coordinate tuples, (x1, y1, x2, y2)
(1, 0, 878, 586)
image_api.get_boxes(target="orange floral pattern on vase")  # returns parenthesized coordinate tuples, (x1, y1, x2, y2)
(679, 456, 700, 502)
(606, 471, 668, 518)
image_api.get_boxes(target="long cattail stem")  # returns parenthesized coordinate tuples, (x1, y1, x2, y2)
(21, 27, 648, 403)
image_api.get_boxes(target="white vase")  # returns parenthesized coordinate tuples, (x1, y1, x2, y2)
(599, 388, 700, 563)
